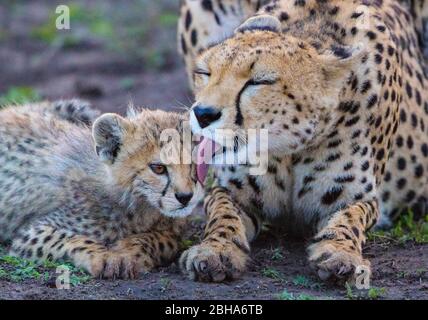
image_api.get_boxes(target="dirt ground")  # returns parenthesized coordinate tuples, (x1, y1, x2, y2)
(1, 223, 427, 300)
(0, 1, 427, 300)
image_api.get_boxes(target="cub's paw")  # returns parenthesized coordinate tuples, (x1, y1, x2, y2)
(88, 252, 142, 280)
(179, 239, 250, 282)
(307, 241, 371, 282)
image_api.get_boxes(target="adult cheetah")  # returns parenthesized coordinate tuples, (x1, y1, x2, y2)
(178, 0, 428, 283)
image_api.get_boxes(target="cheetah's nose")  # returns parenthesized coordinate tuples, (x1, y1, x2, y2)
(193, 106, 222, 129)
(175, 192, 193, 206)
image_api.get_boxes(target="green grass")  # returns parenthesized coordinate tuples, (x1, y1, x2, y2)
(270, 248, 284, 261)
(180, 239, 195, 250)
(345, 282, 387, 300)
(160, 277, 172, 292)
(0, 255, 43, 282)
(261, 267, 285, 281)
(0, 86, 41, 108)
(367, 287, 387, 299)
(368, 211, 428, 244)
(31, 3, 114, 45)
(292, 275, 323, 290)
(29, 3, 178, 70)
(0, 247, 90, 285)
(278, 289, 317, 300)
(31, 3, 101, 44)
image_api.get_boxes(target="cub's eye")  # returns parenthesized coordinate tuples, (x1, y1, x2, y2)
(149, 164, 167, 175)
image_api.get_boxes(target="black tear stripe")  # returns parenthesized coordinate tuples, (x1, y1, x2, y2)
(161, 171, 171, 197)
(235, 82, 251, 125)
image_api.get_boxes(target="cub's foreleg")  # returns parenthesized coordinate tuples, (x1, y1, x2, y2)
(110, 229, 182, 272)
(10, 223, 185, 280)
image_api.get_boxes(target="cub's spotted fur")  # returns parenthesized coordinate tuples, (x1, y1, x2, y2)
(0, 101, 201, 279)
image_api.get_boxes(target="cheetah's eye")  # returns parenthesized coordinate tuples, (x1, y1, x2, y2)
(194, 69, 211, 89)
(149, 164, 167, 175)
(247, 78, 278, 86)
(194, 69, 211, 77)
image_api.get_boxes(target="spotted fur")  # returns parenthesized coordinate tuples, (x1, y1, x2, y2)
(179, 0, 428, 282)
(0, 101, 202, 279)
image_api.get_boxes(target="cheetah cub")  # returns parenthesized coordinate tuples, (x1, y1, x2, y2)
(0, 101, 202, 279)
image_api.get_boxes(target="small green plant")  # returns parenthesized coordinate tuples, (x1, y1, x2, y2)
(367, 287, 387, 300)
(368, 211, 428, 244)
(271, 248, 284, 261)
(261, 267, 285, 281)
(0, 86, 41, 108)
(0, 255, 42, 282)
(70, 272, 91, 286)
(180, 239, 194, 250)
(160, 277, 172, 292)
(31, 3, 114, 45)
(345, 282, 387, 300)
(0, 252, 90, 285)
(345, 282, 356, 300)
(415, 268, 426, 277)
(292, 275, 323, 290)
(57, 262, 91, 286)
(204, 168, 216, 189)
(278, 289, 316, 300)
(292, 275, 310, 287)
(0, 267, 8, 279)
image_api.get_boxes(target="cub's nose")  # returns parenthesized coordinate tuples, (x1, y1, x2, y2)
(193, 106, 222, 129)
(175, 192, 193, 206)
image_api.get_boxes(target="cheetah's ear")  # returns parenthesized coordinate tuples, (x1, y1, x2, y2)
(92, 113, 131, 164)
(318, 43, 367, 86)
(314, 43, 367, 108)
(235, 14, 282, 34)
(319, 42, 367, 75)
(319, 43, 366, 65)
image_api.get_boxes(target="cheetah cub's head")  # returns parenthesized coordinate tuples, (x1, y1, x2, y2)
(92, 109, 202, 218)
(190, 14, 366, 160)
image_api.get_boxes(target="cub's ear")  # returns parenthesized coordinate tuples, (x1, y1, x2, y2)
(92, 113, 131, 164)
(235, 14, 282, 34)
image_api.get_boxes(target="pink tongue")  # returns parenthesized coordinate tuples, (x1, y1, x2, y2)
(196, 137, 221, 186)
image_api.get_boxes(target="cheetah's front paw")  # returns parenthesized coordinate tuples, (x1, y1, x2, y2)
(180, 239, 250, 282)
(307, 241, 371, 282)
(88, 252, 142, 280)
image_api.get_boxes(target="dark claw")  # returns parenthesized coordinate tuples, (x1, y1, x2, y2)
(199, 261, 208, 272)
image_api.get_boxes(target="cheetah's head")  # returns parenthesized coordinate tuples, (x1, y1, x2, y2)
(190, 15, 366, 172)
(92, 109, 202, 217)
